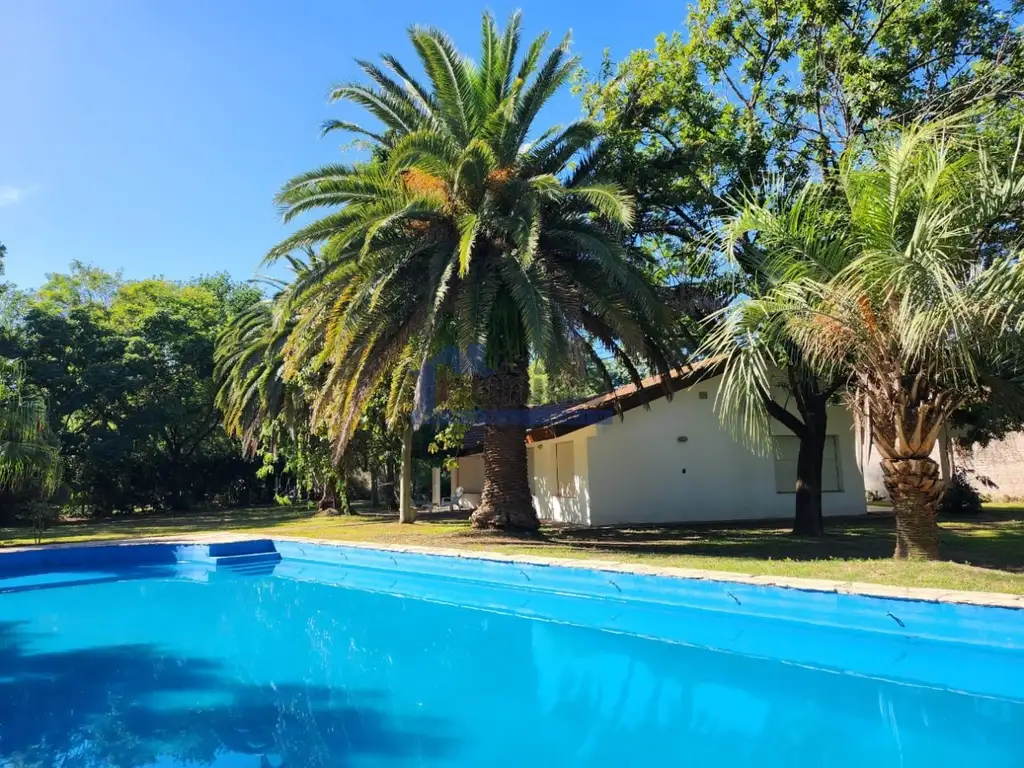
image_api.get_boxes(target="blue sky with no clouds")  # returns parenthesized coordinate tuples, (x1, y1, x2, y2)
(0, 1, 688, 290)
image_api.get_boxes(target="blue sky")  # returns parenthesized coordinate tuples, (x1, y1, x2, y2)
(0, 0, 688, 290)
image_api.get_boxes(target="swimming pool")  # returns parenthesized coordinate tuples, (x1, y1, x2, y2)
(0, 539, 1021, 767)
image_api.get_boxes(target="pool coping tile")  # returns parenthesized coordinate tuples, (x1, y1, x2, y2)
(3, 532, 1024, 610)
(267, 536, 1024, 611)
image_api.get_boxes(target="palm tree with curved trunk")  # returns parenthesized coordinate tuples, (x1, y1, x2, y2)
(213, 256, 339, 508)
(702, 123, 1024, 559)
(266, 12, 680, 530)
(215, 253, 420, 519)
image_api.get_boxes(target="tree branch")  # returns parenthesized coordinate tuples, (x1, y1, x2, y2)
(759, 385, 807, 437)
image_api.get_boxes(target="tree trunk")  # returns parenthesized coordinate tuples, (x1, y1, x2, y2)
(369, 466, 380, 509)
(385, 456, 398, 510)
(337, 476, 353, 515)
(762, 361, 835, 538)
(318, 477, 353, 515)
(793, 412, 826, 537)
(881, 457, 943, 559)
(398, 420, 415, 524)
(470, 361, 538, 531)
(318, 483, 339, 514)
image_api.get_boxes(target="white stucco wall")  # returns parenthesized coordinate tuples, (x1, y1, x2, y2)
(585, 377, 866, 526)
(451, 429, 594, 523)
(451, 453, 484, 493)
(527, 427, 595, 526)
(450, 453, 483, 508)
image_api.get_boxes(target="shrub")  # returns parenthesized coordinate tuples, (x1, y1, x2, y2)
(938, 468, 983, 517)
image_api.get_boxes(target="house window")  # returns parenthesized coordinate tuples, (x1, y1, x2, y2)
(555, 442, 576, 498)
(773, 435, 842, 493)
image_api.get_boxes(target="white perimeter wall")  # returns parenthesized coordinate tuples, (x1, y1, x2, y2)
(585, 377, 866, 526)
(859, 429, 1024, 502)
(954, 434, 1024, 500)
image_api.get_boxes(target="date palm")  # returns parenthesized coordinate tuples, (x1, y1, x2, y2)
(214, 255, 311, 457)
(215, 253, 420, 519)
(266, 13, 679, 530)
(703, 123, 1024, 558)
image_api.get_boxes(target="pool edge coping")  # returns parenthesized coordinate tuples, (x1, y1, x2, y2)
(5, 532, 1023, 611)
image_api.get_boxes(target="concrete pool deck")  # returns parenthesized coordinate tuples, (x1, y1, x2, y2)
(3, 532, 1023, 610)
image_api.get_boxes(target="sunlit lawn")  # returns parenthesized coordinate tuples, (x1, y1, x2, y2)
(3, 502, 1024, 595)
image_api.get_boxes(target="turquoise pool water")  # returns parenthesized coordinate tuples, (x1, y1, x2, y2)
(0, 542, 1022, 766)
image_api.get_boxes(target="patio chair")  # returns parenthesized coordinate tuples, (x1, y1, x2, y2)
(440, 486, 465, 512)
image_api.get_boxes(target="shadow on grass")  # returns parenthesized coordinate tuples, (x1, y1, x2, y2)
(493, 510, 1024, 573)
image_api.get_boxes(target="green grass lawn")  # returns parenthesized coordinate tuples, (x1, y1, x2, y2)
(3, 503, 1024, 595)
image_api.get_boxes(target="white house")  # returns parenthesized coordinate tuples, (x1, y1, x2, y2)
(451, 361, 867, 527)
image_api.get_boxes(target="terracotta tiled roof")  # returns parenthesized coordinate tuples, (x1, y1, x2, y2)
(556, 355, 726, 418)
(457, 357, 726, 453)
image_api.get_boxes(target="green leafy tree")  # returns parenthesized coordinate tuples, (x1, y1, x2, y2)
(528, 356, 635, 405)
(5, 266, 267, 513)
(34, 260, 124, 311)
(702, 124, 1024, 559)
(581, 0, 1023, 534)
(265, 12, 680, 530)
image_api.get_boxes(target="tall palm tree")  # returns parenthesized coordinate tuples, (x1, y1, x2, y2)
(702, 123, 1024, 559)
(214, 253, 420, 520)
(0, 360, 61, 500)
(266, 13, 680, 530)
(214, 256, 308, 459)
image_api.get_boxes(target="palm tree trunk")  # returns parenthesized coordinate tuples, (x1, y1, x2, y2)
(398, 420, 415, 524)
(470, 361, 538, 531)
(881, 457, 943, 559)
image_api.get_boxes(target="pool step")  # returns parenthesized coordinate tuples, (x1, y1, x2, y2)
(208, 541, 280, 574)
(213, 560, 280, 577)
(199, 560, 280, 581)
(208, 539, 278, 558)
(211, 551, 281, 568)
(173, 539, 280, 575)
(207, 540, 280, 571)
